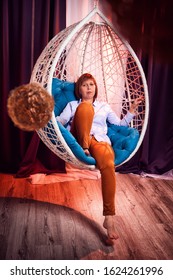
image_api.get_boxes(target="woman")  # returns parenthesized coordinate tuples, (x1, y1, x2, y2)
(57, 73, 141, 243)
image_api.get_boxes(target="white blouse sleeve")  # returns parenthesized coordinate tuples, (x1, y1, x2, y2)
(56, 102, 73, 126)
(107, 104, 134, 126)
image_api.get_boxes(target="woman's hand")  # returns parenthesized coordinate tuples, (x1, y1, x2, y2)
(83, 148, 90, 156)
(129, 97, 144, 114)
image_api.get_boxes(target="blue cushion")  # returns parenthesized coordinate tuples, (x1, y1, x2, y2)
(52, 78, 76, 116)
(107, 123, 139, 165)
(51, 78, 139, 166)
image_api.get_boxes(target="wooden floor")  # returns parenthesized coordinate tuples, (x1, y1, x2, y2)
(0, 172, 173, 260)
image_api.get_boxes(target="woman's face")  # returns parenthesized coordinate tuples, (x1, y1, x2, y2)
(79, 78, 96, 102)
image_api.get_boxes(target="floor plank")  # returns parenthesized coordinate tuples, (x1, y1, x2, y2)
(0, 172, 173, 260)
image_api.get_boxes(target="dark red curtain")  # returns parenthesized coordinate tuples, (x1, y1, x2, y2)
(0, 0, 66, 174)
(1, 0, 173, 176)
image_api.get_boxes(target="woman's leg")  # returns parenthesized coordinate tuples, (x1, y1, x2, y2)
(89, 137, 116, 215)
(71, 105, 118, 240)
(89, 137, 118, 241)
(70, 102, 94, 150)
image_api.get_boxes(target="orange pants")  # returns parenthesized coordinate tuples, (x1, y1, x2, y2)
(71, 102, 116, 216)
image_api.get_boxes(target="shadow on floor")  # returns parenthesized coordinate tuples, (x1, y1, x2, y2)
(0, 197, 113, 260)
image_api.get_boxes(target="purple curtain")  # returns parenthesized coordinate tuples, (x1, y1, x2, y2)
(1, 0, 173, 176)
(0, 0, 66, 174)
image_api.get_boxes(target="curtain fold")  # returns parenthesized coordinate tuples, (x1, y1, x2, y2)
(0, 0, 66, 174)
(16, 132, 65, 178)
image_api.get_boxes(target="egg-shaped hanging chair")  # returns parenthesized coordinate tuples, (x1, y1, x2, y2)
(30, 7, 149, 170)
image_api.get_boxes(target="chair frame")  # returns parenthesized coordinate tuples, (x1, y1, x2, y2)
(30, 7, 149, 169)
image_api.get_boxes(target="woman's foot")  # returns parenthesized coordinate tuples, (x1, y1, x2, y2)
(103, 215, 119, 245)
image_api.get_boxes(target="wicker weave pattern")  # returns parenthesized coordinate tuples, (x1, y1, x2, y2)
(30, 7, 149, 168)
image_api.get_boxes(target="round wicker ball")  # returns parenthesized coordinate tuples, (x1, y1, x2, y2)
(7, 83, 54, 131)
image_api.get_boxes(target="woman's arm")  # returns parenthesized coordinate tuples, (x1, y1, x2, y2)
(107, 97, 143, 126)
(107, 110, 134, 126)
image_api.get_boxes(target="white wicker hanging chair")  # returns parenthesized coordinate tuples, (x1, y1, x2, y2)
(30, 7, 149, 170)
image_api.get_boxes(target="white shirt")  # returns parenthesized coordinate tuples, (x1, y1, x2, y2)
(56, 100, 134, 145)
